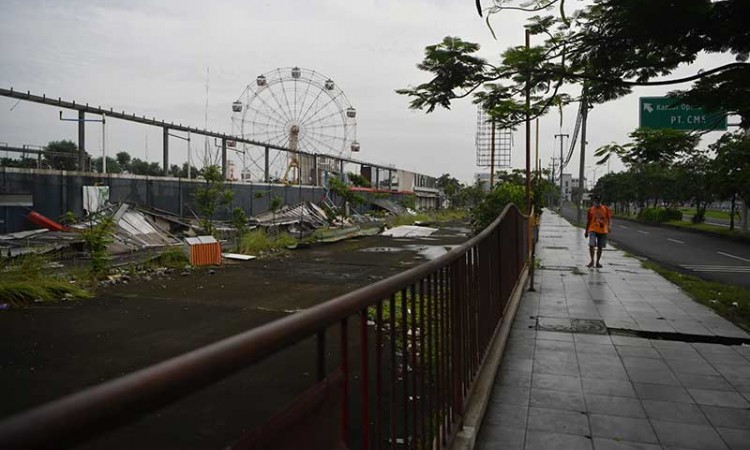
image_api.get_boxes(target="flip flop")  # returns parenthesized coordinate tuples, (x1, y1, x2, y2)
(596, 263, 603, 268)
(587, 262, 594, 268)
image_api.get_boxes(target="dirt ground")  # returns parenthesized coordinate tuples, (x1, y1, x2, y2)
(0, 224, 470, 449)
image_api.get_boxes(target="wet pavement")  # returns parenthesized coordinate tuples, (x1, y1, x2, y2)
(477, 211, 750, 450)
(0, 223, 470, 449)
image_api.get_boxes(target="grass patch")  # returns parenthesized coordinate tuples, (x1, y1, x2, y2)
(0, 255, 91, 307)
(238, 230, 297, 255)
(664, 220, 750, 242)
(641, 260, 750, 332)
(385, 209, 469, 228)
(149, 246, 190, 269)
(678, 208, 736, 221)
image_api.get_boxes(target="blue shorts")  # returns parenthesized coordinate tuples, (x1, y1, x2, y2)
(588, 232, 607, 248)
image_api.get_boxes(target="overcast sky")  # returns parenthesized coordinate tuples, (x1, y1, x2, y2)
(0, 0, 738, 185)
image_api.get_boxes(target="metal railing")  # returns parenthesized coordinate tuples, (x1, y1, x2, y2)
(0, 205, 528, 449)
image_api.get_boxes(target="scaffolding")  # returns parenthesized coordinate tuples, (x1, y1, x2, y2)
(475, 107, 512, 168)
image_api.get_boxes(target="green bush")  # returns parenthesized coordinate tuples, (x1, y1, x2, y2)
(637, 207, 682, 223)
(471, 183, 526, 233)
(239, 230, 296, 255)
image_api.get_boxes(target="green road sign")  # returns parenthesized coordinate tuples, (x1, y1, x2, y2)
(639, 97, 727, 131)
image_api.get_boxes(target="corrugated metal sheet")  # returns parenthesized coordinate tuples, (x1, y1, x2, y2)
(185, 236, 221, 266)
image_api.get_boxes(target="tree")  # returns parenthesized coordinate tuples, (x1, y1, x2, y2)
(437, 173, 464, 207)
(711, 131, 750, 231)
(471, 182, 526, 233)
(674, 154, 716, 223)
(595, 129, 700, 168)
(129, 158, 162, 176)
(195, 165, 233, 235)
(93, 156, 122, 174)
(115, 152, 132, 171)
(44, 140, 84, 171)
(399, 1, 749, 128)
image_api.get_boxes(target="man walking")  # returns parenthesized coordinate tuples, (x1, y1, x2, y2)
(585, 195, 612, 268)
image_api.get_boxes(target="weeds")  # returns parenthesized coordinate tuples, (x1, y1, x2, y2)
(0, 254, 91, 307)
(149, 246, 190, 269)
(239, 230, 296, 255)
(642, 261, 750, 331)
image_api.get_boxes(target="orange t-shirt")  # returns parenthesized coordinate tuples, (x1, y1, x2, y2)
(587, 205, 612, 234)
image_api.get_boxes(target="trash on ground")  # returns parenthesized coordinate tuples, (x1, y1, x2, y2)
(222, 253, 257, 261)
(381, 225, 438, 238)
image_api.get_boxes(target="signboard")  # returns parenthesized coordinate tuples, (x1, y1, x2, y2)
(639, 97, 727, 131)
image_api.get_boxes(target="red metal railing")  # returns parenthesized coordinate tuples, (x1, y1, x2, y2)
(0, 204, 528, 449)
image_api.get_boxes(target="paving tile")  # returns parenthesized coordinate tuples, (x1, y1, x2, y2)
(574, 334, 613, 346)
(633, 383, 694, 404)
(582, 378, 637, 399)
(584, 394, 645, 418)
(675, 373, 735, 391)
(490, 385, 530, 406)
(590, 438, 661, 450)
(666, 358, 719, 376)
(576, 343, 619, 356)
(527, 406, 590, 435)
(535, 339, 576, 352)
(626, 366, 681, 385)
(476, 425, 525, 450)
(715, 427, 750, 450)
(504, 357, 534, 373)
(713, 363, 750, 379)
(537, 331, 575, 342)
(530, 387, 586, 412)
(524, 430, 592, 450)
(578, 354, 629, 381)
(483, 403, 529, 429)
(688, 388, 750, 408)
(589, 414, 658, 444)
(534, 352, 581, 377)
(497, 369, 533, 388)
(650, 420, 728, 450)
(700, 405, 750, 429)
(641, 399, 708, 425)
(615, 345, 661, 359)
(611, 336, 652, 347)
(532, 373, 582, 393)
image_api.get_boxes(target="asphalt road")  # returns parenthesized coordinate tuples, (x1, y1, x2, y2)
(561, 206, 750, 289)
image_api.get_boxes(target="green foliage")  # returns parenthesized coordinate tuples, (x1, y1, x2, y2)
(195, 165, 233, 234)
(637, 208, 682, 223)
(44, 140, 84, 171)
(595, 128, 699, 168)
(402, 2, 749, 128)
(471, 182, 525, 233)
(0, 255, 91, 306)
(231, 207, 249, 251)
(239, 230, 296, 255)
(347, 172, 371, 188)
(328, 177, 365, 212)
(92, 156, 122, 173)
(398, 195, 416, 211)
(80, 215, 116, 277)
(150, 247, 190, 269)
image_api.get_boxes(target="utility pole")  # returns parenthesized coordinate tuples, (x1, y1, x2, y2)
(554, 133, 569, 211)
(524, 29, 532, 217)
(576, 92, 588, 226)
(490, 118, 496, 190)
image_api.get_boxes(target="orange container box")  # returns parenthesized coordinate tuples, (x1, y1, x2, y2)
(184, 236, 222, 266)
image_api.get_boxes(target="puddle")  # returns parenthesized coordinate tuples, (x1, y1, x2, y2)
(360, 247, 406, 253)
(405, 244, 457, 260)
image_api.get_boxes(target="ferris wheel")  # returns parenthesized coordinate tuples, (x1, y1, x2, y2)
(231, 66, 359, 183)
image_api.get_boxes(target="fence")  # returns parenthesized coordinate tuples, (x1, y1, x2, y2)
(0, 204, 528, 449)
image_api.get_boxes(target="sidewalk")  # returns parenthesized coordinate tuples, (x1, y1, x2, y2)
(476, 210, 750, 450)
